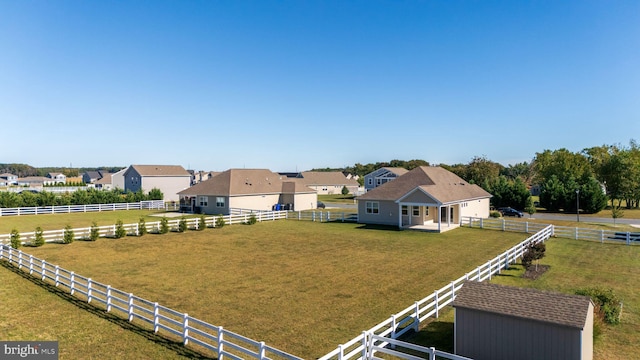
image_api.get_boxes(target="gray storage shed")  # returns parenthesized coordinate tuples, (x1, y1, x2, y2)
(453, 281, 594, 360)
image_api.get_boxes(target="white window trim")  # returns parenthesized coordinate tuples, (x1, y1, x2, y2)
(366, 201, 379, 215)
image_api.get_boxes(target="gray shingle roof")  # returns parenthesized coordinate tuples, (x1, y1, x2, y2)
(299, 171, 359, 186)
(453, 281, 593, 329)
(179, 169, 315, 196)
(130, 165, 190, 177)
(358, 166, 491, 204)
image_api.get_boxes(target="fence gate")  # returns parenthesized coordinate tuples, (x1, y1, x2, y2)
(366, 334, 473, 360)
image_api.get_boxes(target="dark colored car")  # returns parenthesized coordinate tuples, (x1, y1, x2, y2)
(317, 201, 326, 209)
(499, 207, 523, 218)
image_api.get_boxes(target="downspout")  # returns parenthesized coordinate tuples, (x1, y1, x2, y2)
(438, 205, 441, 232)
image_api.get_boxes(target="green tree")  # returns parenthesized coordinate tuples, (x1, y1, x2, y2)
(540, 175, 565, 211)
(138, 217, 147, 236)
(611, 205, 624, 226)
(579, 177, 608, 214)
(159, 217, 169, 234)
(525, 197, 536, 218)
(148, 188, 164, 200)
(10, 228, 21, 249)
(90, 221, 100, 241)
(341, 186, 349, 196)
(63, 225, 74, 244)
(34, 226, 45, 247)
(114, 219, 126, 238)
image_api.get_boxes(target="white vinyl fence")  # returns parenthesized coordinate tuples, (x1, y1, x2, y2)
(285, 211, 358, 223)
(0, 200, 165, 217)
(0, 244, 302, 360)
(318, 225, 554, 360)
(0, 211, 288, 245)
(461, 216, 640, 245)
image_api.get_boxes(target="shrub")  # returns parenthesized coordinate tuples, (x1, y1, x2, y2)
(90, 221, 100, 241)
(489, 211, 501, 218)
(521, 242, 546, 269)
(246, 213, 257, 225)
(63, 225, 74, 244)
(178, 217, 187, 232)
(215, 215, 225, 228)
(34, 227, 45, 247)
(576, 287, 622, 325)
(159, 217, 169, 234)
(138, 217, 147, 236)
(198, 215, 207, 231)
(114, 219, 127, 239)
(341, 186, 349, 195)
(10, 228, 21, 249)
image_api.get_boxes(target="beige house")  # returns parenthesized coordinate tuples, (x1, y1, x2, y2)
(453, 281, 594, 360)
(357, 166, 491, 232)
(178, 168, 317, 214)
(297, 171, 359, 195)
(124, 165, 191, 202)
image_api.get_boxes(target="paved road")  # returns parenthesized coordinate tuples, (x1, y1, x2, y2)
(519, 212, 640, 226)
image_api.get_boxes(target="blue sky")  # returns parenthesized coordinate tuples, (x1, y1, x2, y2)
(1, 1, 638, 172)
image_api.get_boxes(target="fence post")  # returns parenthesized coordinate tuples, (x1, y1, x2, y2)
(258, 342, 266, 359)
(106, 286, 112, 312)
(55, 266, 60, 287)
(627, 232, 631, 246)
(575, 227, 579, 240)
(391, 314, 397, 342)
(362, 331, 369, 359)
(429, 347, 436, 360)
(18, 251, 23, 269)
(434, 290, 439, 318)
(70, 272, 75, 295)
(525, 222, 529, 233)
(29, 255, 34, 275)
(87, 278, 92, 303)
(338, 344, 344, 360)
(41, 259, 46, 280)
(601, 230, 604, 244)
(477, 266, 481, 281)
(502, 219, 505, 231)
(183, 313, 189, 345)
(154, 303, 159, 332)
(217, 326, 224, 360)
(128, 293, 134, 321)
(135, 223, 139, 236)
(451, 281, 456, 300)
(480, 218, 483, 228)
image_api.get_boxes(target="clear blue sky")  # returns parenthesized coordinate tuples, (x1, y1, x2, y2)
(2, 1, 638, 172)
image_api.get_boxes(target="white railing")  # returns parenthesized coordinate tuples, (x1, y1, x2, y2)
(0, 200, 165, 217)
(365, 333, 473, 360)
(461, 216, 640, 245)
(318, 225, 553, 360)
(0, 244, 301, 360)
(0, 211, 288, 245)
(285, 211, 358, 223)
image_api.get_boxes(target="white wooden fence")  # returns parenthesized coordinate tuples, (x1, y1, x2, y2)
(0, 211, 288, 245)
(365, 333, 472, 360)
(0, 244, 302, 360)
(461, 217, 640, 245)
(0, 200, 165, 217)
(318, 225, 554, 360)
(285, 211, 358, 223)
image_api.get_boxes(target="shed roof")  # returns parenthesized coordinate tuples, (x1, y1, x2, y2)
(453, 281, 593, 329)
(358, 166, 491, 203)
(130, 165, 190, 177)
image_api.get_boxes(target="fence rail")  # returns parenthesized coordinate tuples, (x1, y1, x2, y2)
(0, 200, 165, 217)
(318, 225, 554, 360)
(461, 217, 640, 245)
(0, 210, 301, 360)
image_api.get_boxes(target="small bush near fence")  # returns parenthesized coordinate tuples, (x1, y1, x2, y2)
(10, 229, 20, 249)
(215, 215, 225, 228)
(246, 214, 257, 225)
(63, 225, 74, 244)
(138, 217, 147, 236)
(114, 220, 127, 239)
(521, 242, 546, 269)
(576, 287, 622, 325)
(34, 227, 45, 247)
(490, 211, 501, 218)
(178, 217, 187, 232)
(198, 215, 206, 231)
(159, 217, 169, 234)
(90, 222, 100, 241)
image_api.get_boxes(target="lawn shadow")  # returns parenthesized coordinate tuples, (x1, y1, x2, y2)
(398, 319, 455, 353)
(354, 224, 403, 231)
(0, 261, 215, 360)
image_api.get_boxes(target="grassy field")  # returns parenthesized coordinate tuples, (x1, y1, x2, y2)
(505, 216, 640, 232)
(405, 236, 640, 360)
(1, 220, 527, 359)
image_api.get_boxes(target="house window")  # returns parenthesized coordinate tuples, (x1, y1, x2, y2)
(216, 197, 225, 207)
(366, 201, 379, 214)
(199, 196, 208, 207)
(412, 206, 420, 216)
(402, 206, 408, 215)
(376, 179, 382, 185)
(368, 178, 373, 185)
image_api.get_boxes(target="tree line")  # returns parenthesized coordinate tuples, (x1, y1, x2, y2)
(0, 188, 163, 208)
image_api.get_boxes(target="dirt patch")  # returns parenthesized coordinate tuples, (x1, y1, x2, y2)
(522, 264, 550, 280)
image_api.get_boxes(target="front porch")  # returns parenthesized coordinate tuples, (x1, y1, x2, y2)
(403, 222, 460, 232)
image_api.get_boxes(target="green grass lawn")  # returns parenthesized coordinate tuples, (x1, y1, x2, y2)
(318, 194, 356, 204)
(405, 236, 640, 360)
(1, 220, 526, 359)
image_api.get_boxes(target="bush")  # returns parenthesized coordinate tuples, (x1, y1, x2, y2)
(10, 228, 21, 249)
(576, 287, 622, 325)
(114, 219, 127, 239)
(63, 225, 74, 244)
(215, 215, 225, 228)
(246, 213, 257, 225)
(490, 211, 501, 218)
(341, 186, 349, 195)
(90, 222, 100, 241)
(521, 242, 546, 269)
(159, 217, 169, 234)
(178, 217, 187, 232)
(34, 227, 45, 247)
(138, 217, 147, 236)
(198, 215, 207, 231)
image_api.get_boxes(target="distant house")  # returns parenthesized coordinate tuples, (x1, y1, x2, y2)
(0, 173, 18, 186)
(190, 170, 219, 185)
(111, 167, 127, 190)
(363, 167, 408, 192)
(177, 168, 317, 214)
(297, 171, 359, 195)
(124, 165, 191, 202)
(94, 173, 113, 190)
(48, 172, 66, 184)
(83, 170, 105, 184)
(17, 176, 50, 187)
(453, 281, 594, 360)
(356, 166, 491, 232)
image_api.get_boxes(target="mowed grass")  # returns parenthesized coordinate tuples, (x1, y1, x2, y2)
(406, 236, 640, 360)
(6, 220, 526, 359)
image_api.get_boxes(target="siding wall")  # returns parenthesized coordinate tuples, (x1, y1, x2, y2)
(460, 198, 491, 218)
(357, 200, 399, 226)
(230, 194, 281, 211)
(141, 176, 191, 202)
(455, 308, 583, 360)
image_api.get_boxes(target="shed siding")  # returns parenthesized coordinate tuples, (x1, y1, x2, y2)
(456, 308, 582, 360)
(357, 200, 398, 226)
(292, 193, 316, 211)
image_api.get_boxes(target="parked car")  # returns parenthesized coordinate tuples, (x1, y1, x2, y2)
(498, 207, 523, 218)
(317, 201, 326, 209)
